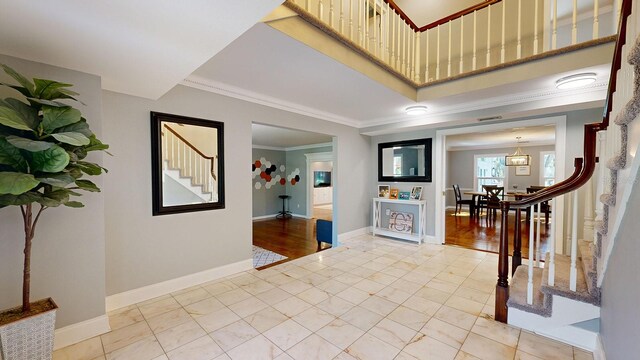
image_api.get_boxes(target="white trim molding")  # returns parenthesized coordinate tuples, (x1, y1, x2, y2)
(338, 227, 371, 241)
(594, 334, 607, 360)
(252, 214, 280, 221)
(252, 142, 333, 152)
(54, 315, 111, 350)
(105, 259, 253, 312)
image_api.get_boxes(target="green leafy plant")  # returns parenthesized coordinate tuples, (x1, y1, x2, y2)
(0, 65, 109, 314)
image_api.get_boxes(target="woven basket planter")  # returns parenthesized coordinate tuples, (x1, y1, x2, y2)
(0, 298, 57, 360)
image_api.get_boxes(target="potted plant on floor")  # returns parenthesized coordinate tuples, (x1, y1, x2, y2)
(0, 65, 109, 360)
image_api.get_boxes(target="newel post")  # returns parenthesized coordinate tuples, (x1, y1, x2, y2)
(495, 201, 511, 323)
(512, 207, 522, 274)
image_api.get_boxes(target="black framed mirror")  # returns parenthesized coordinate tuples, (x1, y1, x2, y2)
(151, 112, 225, 215)
(378, 138, 432, 182)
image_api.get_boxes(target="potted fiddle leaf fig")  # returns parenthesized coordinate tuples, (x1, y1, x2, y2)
(0, 65, 109, 360)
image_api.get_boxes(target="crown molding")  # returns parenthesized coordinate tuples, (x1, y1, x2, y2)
(363, 80, 608, 128)
(447, 140, 556, 152)
(252, 142, 333, 152)
(182, 76, 362, 128)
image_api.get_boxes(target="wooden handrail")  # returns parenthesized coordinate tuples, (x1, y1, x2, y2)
(419, 0, 500, 31)
(495, 0, 633, 323)
(163, 125, 214, 160)
(382, 0, 501, 32)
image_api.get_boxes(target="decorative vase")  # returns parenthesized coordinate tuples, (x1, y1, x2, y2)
(0, 298, 57, 360)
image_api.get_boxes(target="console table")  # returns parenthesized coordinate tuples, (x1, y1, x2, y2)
(372, 198, 427, 244)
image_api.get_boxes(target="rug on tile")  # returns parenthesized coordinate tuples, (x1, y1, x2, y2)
(253, 246, 287, 268)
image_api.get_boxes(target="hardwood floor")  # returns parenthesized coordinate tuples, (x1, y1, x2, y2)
(253, 217, 331, 269)
(445, 208, 551, 257)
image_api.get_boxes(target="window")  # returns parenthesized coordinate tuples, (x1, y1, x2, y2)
(540, 151, 556, 186)
(474, 154, 507, 191)
(393, 155, 402, 175)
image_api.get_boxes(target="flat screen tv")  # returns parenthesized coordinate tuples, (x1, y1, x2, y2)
(314, 171, 332, 188)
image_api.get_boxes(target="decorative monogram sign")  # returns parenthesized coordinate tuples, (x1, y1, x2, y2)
(389, 211, 413, 233)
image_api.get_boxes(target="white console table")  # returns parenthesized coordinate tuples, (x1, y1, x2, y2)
(372, 198, 427, 244)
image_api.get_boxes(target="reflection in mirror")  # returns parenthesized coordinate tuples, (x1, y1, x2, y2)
(151, 112, 224, 215)
(378, 138, 432, 182)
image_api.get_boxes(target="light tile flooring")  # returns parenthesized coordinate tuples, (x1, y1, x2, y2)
(53, 235, 594, 360)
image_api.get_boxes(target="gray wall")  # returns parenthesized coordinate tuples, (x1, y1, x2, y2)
(0, 55, 106, 328)
(104, 85, 370, 296)
(446, 145, 555, 207)
(286, 146, 333, 217)
(252, 148, 286, 218)
(600, 179, 640, 359)
(372, 131, 437, 236)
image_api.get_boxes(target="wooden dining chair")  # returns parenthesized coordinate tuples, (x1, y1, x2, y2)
(526, 186, 551, 224)
(484, 186, 504, 223)
(453, 184, 474, 215)
(477, 185, 499, 216)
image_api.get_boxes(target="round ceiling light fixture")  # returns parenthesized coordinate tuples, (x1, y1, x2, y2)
(555, 73, 597, 89)
(405, 105, 428, 115)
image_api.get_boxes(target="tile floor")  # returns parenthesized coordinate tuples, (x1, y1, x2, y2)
(53, 235, 594, 360)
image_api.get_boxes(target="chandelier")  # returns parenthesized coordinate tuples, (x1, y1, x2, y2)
(505, 137, 530, 166)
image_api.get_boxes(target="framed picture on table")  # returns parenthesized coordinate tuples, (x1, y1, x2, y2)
(378, 185, 390, 198)
(410, 186, 423, 200)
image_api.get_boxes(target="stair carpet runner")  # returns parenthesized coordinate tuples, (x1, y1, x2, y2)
(507, 32, 640, 316)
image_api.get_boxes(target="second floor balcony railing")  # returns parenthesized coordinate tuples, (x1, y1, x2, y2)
(284, 0, 621, 85)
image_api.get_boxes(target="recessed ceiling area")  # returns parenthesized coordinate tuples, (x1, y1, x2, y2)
(446, 125, 555, 151)
(252, 123, 332, 149)
(394, 0, 482, 27)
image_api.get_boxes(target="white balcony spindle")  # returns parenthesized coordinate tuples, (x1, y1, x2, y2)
(548, 197, 556, 286)
(572, 0, 578, 44)
(329, 0, 334, 28)
(385, 3, 390, 62)
(447, 20, 452, 77)
(318, 0, 324, 22)
(460, 16, 464, 73)
(486, 5, 492, 67)
(305, 0, 310, 12)
(552, 0, 558, 49)
(349, 0, 353, 39)
(473, 10, 477, 70)
(436, 25, 441, 80)
(408, 27, 414, 78)
(379, 10, 384, 59)
(425, 29, 430, 80)
(517, 0, 522, 59)
(365, 0, 370, 51)
(339, 0, 344, 33)
(527, 204, 535, 305)
(593, 0, 600, 39)
(358, 0, 362, 46)
(501, 0, 506, 63)
(536, 202, 542, 267)
(402, 23, 407, 75)
(373, 3, 378, 57)
(415, 32, 421, 82)
(391, 12, 396, 69)
(534, 0, 539, 55)
(570, 190, 579, 291)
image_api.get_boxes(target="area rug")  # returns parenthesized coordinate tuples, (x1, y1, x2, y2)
(253, 246, 287, 268)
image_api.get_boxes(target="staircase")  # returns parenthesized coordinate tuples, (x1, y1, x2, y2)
(162, 125, 218, 204)
(494, 0, 639, 352)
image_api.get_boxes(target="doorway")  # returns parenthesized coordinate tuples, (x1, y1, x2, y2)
(434, 116, 567, 254)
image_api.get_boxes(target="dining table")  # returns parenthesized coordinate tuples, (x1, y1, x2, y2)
(462, 191, 534, 217)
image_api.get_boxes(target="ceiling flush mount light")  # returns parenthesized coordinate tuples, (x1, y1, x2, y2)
(505, 136, 531, 166)
(555, 73, 597, 89)
(405, 105, 428, 115)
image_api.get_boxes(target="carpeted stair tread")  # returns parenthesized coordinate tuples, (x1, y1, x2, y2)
(540, 253, 600, 306)
(507, 265, 552, 317)
(578, 240, 601, 301)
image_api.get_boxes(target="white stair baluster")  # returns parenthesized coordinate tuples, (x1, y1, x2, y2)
(486, 5, 491, 67)
(500, 0, 506, 63)
(517, 0, 522, 59)
(570, 190, 579, 291)
(528, 204, 535, 305)
(572, 0, 578, 44)
(472, 10, 477, 70)
(552, 0, 558, 50)
(436, 25, 441, 79)
(460, 16, 464, 74)
(533, 0, 539, 55)
(349, 0, 354, 40)
(415, 31, 421, 82)
(536, 200, 542, 267)
(425, 29, 430, 80)
(318, 0, 324, 22)
(447, 20, 452, 77)
(593, 0, 599, 39)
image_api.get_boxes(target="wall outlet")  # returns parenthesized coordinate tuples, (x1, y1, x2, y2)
(386, 209, 390, 216)
(297, 204, 300, 208)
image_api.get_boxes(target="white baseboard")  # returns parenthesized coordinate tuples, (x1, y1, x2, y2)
(105, 258, 253, 312)
(338, 226, 371, 241)
(54, 315, 110, 350)
(291, 213, 310, 219)
(424, 235, 439, 244)
(535, 325, 598, 352)
(252, 214, 279, 220)
(594, 334, 607, 360)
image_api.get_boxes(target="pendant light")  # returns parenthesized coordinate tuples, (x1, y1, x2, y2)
(505, 137, 530, 166)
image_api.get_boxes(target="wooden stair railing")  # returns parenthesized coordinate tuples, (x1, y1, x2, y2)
(494, 0, 634, 323)
(162, 125, 217, 195)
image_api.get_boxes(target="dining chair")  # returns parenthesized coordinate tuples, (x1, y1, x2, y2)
(526, 186, 551, 224)
(484, 186, 504, 224)
(477, 185, 499, 216)
(453, 184, 474, 215)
